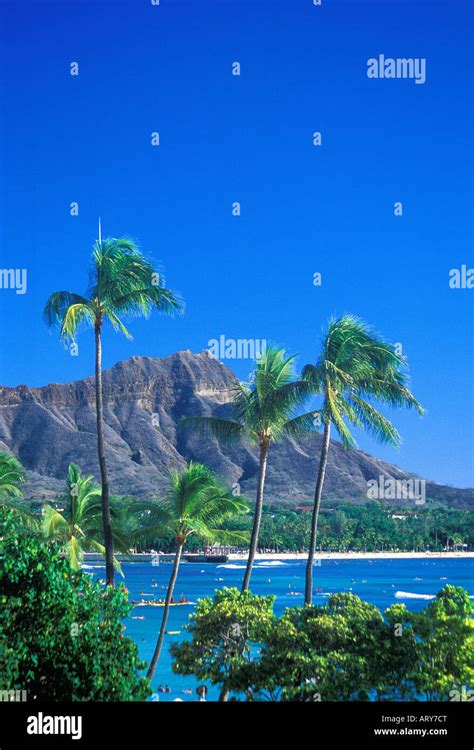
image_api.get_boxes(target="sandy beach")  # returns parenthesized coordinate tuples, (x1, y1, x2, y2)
(83, 550, 474, 563)
(229, 551, 474, 561)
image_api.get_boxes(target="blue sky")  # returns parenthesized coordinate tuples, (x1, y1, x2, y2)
(0, 0, 472, 487)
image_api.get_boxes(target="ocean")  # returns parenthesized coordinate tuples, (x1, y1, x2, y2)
(85, 557, 473, 702)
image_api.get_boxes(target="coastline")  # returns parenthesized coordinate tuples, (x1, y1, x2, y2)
(84, 551, 474, 563)
(229, 551, 474, 561)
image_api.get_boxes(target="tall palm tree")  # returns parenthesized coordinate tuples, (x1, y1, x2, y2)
(144, 462, 249, 682)
(182, 345, 313, 591)
(44, 236, 183, 585)
(42, 463, 131, 572)
(302, 315, 423, 604)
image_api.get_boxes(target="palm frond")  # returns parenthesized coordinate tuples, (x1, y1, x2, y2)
(102, 306, 132, 339)
(263, 380, 314, 430)
(89, 238, 184, 319)
(0, 499, 40, 530)
(0, 452, 26, 498)
(348, 393, 401, 447)
(149, 463, 249, 546)
(43, 292, 95, 341)
(282, 410, 324, 438)
(65, 535, 82, 571)
(326, 383, 356, 448)
(303, 315, 423, 450)
(42, 504, 70, 538)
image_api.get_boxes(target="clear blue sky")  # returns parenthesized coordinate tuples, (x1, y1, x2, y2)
(0, 0, 472, 487)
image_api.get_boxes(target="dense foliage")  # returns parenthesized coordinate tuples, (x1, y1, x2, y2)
(0, 509, 150, 701)
(36, 494, 474, 556)
(222, 502, 474, 553)
(42, 463, 133, 573)
(171, 586, 473, 701)
(171, 588, 275, 701)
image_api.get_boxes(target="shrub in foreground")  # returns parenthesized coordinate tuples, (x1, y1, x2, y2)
(171, 586, 473, 701)
(171, 587, 275, 701)
(0, 509, 150, 701)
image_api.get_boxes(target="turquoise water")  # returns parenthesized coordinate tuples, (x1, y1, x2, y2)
(86, 557, 473, 701)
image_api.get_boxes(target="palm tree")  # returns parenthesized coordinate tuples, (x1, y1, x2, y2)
(302, 316, 423, 604)
(451, 533, 465, 552)
(0, 452, 38, 529)
(143, 462, 249, 682)
(182, 344, 313, 591)
(44, 236, 183, 585)
(42, 463, 132, 572)
(0, 451, 25, 499)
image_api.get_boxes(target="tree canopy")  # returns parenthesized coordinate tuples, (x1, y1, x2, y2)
(0, 508, 150, 701)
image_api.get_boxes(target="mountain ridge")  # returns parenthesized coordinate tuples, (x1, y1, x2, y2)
(0, 350, 472, 509)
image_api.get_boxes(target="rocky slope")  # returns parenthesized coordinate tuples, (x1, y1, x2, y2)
(0, 350, 472, 508)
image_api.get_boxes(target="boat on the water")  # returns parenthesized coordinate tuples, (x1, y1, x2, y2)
(185, 554, 229, 563)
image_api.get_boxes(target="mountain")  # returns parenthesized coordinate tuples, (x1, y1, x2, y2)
(0, 350, 472, 509)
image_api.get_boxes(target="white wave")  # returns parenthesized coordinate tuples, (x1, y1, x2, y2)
(395, 591, 435, 600)
(255, 561, 288, 567)
(82, 564, 105, 569)
(216, 563, 246, 569)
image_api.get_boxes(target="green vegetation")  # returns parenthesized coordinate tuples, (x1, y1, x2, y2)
(0, 508, 150, 701)
(223, 502, 474, 553)
(44, 236, 183, 586)
(171, 588, 275, 701)
(1, 294, 468, 701)
(0, 451, 26, 499)
(171, 585, 474, 701)
(42, 463, 132, 573)
(142, 463, 249, 681)
(182, 344, 313, 591)
(0, 452, 37, 530)
(386, 586, 474, 701)
(302, 316, 423, 603)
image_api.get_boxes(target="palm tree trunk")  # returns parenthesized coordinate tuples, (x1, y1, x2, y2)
(94, 323, 115, 587)
(219, 686, 230, 702)
(305, 420, 331, 605)
(242, 441, 269, 592)
(147, 542, 183, 682)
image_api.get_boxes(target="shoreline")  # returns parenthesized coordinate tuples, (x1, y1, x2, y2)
(84, 551, 474, 562)
(229, 551, 474, 561)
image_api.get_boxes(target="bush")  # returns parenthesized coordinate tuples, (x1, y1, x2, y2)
(241, 592, 400, 701)
(0, 508, 150, 701)
(387, 585, 474, 701)
(171, 587, 275, 701)
(171, 586, 473, 701)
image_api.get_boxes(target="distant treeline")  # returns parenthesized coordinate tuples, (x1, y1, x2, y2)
(134, 501, 473, 553)
(253, 502, 474, 553)
(89, 498, 472, 554)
